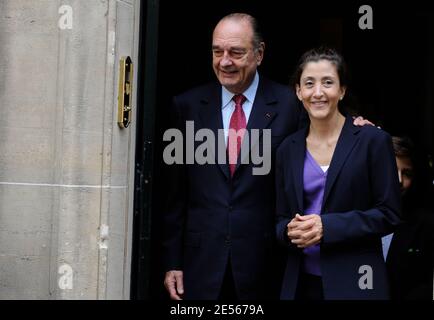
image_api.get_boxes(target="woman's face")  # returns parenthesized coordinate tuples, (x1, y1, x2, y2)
(296, 59, 346, 120)
(396, 156, 414, 195)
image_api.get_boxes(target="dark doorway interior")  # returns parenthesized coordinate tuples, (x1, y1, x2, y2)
(132, 0, 434, 299)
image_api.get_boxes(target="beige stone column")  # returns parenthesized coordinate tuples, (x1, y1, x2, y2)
(0, 0, 140, 299)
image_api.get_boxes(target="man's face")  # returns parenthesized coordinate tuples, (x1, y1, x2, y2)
(396, 156, 414, 196)
(212, 19, 264, 94)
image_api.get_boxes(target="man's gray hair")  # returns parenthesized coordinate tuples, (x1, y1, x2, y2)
(218, 13, 264, 50)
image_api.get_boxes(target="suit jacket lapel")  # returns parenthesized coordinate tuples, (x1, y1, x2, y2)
(198, 83, 230, 179)
(238, 78, 278, 171)
(322, 117, 360, 209)
(290, 128, 308, 212)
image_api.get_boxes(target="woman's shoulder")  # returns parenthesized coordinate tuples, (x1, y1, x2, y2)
(277, 126, 307, 152)
(352, 120, 391, 142)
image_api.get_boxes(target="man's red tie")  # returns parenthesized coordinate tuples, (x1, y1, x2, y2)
(228, 94, 247, 177)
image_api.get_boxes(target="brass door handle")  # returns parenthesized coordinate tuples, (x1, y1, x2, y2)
(118, 56, 133, 128)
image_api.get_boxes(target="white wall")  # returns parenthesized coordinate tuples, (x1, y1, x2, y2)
(0, 0, 140, 299)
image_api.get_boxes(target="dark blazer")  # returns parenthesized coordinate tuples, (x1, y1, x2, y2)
(162, 76, 304, 299)
(275, 116, 401, 300)
(386, 208, 434, 300)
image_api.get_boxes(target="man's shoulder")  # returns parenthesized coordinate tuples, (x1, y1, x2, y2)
(174, 77, 295, 99)
(175, 81, 219, 101)
(259, 77, 295, 97)
(260, 76, 289, 89)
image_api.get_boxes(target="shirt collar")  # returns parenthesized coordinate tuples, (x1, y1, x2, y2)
(221, 71, 259, 110)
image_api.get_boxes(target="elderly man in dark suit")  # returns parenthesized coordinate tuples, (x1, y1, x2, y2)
(162, 13, 302, 300)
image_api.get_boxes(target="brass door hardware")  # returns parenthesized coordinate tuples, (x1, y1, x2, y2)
(118, 56, 133, 128)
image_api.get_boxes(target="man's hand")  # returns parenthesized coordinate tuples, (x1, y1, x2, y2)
(286, 214, 323, 248)
(164, 270, 184, 300)
(352, 116, 375, 127)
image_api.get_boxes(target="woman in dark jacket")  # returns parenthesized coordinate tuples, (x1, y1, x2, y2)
(275, 47, 401, 300)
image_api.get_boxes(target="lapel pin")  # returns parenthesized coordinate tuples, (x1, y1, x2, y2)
(265, 113, 271, 119)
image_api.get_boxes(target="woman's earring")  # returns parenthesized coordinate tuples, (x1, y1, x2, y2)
(340, 96, 344, 100)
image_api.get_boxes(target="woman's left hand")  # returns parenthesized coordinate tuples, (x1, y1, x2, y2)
(287, 214, 323, 248)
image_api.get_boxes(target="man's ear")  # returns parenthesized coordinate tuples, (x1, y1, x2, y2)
(256, 42, 265, 66)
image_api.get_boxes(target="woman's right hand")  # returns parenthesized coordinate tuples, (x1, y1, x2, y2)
(287, 213, 323, 248)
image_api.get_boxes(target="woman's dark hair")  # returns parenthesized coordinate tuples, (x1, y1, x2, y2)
(292, 47, 348, 88)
